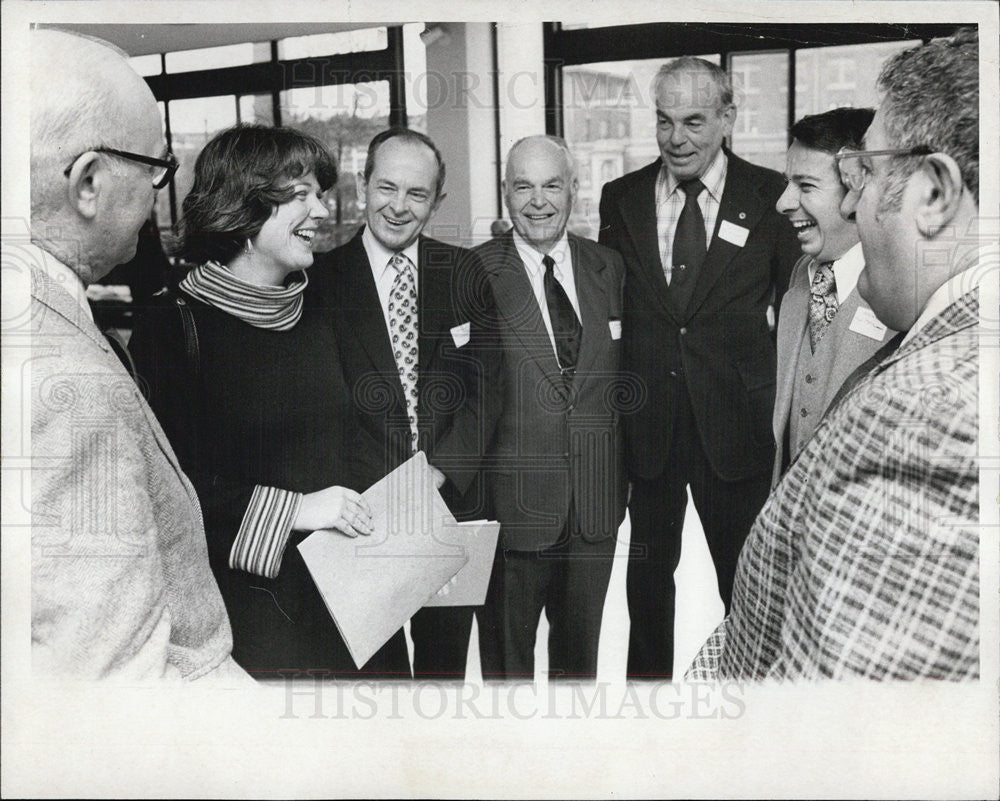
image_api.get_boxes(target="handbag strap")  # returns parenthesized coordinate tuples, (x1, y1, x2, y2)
(173, 293, 201, 382)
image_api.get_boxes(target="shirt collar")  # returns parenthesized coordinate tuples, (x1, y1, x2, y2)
(27, 241, 94, 323)
(661, 148, 728, 202)
(902, 244, 992, 346)
(808, 241, 865, 305)
(511, 229, 572, 280)
(362, 225, 420, 277)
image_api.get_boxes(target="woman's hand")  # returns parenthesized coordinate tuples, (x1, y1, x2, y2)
(293, 486, 373, 537)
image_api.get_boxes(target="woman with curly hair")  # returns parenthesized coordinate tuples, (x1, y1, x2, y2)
(129, 125, 409, 680)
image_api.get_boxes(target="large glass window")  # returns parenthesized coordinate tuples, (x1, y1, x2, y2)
(280, 82, 391, 250)
(729, 51, 789, 173)
(160, 96, 239, 235)
(795, 40, 920, 117)
(237, 94, 275, 126)
(559, 36, 928, 232)
(131, 25, 404, 237)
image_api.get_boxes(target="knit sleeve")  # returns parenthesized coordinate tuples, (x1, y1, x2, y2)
(228, 485, 303, 578)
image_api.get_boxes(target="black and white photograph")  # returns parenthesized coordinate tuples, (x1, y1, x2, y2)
(2, 0, 998, 797)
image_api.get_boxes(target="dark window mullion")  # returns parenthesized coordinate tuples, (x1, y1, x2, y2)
(387, 25, 407, 128)
(271, 40, 282, 126)
(787, 46, 797, 145)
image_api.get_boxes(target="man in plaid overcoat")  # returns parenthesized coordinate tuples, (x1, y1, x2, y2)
(689, 28, 983, 680)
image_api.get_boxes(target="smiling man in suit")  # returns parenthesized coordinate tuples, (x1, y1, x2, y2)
(474, 135, 627, 680)
(315, 128, 501, 680)
(599, 57, 800, 680)
(772, 107, 899, 486)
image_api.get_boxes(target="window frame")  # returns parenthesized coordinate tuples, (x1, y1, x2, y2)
(144, 27, 407, 226)
(543, 22, 962, 140)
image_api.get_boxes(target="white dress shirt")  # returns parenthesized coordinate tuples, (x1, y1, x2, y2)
(807, 240, 865, 304)
(655, 148, 727, 284)
(362, 225, 421, 335)
(511, 229, 581, 360)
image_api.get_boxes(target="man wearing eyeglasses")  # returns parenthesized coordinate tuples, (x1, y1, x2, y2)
(688, 27, 983, 680)
(771, 107, 899, 487)
(24, 29, 245, 681)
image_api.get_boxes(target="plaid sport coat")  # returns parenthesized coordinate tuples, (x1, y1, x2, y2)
(688, 289, 980, 680)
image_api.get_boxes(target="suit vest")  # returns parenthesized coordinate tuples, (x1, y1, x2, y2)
(787, 289, 874, 457)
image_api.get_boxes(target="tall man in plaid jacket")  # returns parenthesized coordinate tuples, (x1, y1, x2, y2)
(688, 28, 982, 680)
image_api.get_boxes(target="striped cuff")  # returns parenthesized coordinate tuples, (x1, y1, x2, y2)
(229, 485, 303, 579)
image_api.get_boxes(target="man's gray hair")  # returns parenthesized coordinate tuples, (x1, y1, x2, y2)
(654, 56, 735, 109)
(878, 27, 978, 206)
(505, 134, 577, 182)
(30, 29, 139, 216)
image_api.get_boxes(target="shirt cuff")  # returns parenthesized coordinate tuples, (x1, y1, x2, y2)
(228, 485, 303, 579)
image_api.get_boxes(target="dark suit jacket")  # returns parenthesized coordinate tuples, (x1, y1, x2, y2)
(473, 231, 628, 551)
(313, 229, 501, 519)
(599, 151, 800, 482)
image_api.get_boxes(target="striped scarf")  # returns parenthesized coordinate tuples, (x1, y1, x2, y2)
(179, 261, 308, 331)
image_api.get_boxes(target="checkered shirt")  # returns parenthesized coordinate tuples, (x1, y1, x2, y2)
(655, 149, 727, 280)
(688, 290, 981, 681)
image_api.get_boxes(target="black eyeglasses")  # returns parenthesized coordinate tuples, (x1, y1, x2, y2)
(835, 145, 934, 193)
(63, 147, 179, 189)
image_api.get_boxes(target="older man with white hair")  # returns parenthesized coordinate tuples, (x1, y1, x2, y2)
(26, 29, 244, 680)
(473, 135, 627, 680)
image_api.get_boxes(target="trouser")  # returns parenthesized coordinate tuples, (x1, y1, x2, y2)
(410, 606, 475, 680)
(626, 382, 770, 679)
(478, 519, 617, 681)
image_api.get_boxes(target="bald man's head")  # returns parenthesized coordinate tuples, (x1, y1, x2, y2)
(503, 135, 578, 254)
(31, 29, 164, 281)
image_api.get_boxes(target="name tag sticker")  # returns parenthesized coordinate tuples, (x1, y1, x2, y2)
(849, 306, 889, 340)
(609, 319, 622, 340)
(451, 321, 471, 348)
(718, 220, 750, 247)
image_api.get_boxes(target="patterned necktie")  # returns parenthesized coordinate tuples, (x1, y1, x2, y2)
(669, 178, 706, 286)
(387, 253, 419, 450)
(542, 254, 582, 377)
(808, 262, 838, 352)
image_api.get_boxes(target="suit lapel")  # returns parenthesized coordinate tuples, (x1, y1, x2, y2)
(681, 154, 770, 322)
(30, 266, 109, 353)
(618, 161, 677, 321)
(568, 235, 606, 382)
(31, 266, 197, 483)
(774, 255, 812, 434)
(416, 237, 449, 380)
(337, 232, 406, 410)
(487, 233, 563, 389)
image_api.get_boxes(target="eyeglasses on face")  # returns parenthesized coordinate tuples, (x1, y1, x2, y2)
(834, 145, 934, 193)
(62, 147, 179, 189)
